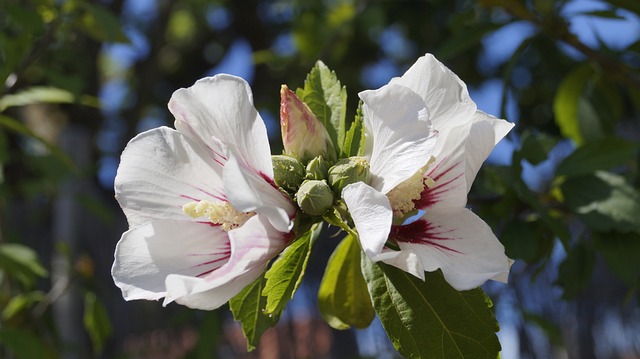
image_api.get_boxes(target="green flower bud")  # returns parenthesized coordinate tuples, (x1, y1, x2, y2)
(305, 155, 330, 180)
(328, 156, 371, 196)
(296, 180, 334, 216)
(272, 155, 305, 194)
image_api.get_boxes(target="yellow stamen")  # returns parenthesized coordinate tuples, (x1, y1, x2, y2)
(183, 200, 254, 231)
(386, 156, 436, 217)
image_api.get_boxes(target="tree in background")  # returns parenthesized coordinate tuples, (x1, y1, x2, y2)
(0, 0, 639, 358)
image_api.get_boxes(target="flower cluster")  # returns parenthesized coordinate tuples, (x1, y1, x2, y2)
(112, 54, 513, 315)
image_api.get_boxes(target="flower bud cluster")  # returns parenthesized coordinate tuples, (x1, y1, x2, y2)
(272, 154, 371, 216)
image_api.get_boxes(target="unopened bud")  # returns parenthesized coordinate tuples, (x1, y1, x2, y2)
(296, 180, 334, 216)
(305, 156, 330, 180)
(328, 156, 371, 196)
(272, 155, 305, 194)
(280, 85, 335, 162)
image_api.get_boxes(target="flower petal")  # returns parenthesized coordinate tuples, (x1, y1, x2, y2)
(112, 220, 231, 301)
(390, 53, 477, 132)
(342, 182, 392, 258)
(115, 127, 225, 227)
(169, 74, 273, 177)
(163, 215, 289, 310)
(392, 208, 510, 290)
(416, 123, 471, 210)
(375, 248, 425, 280)
(359, 84, 437, 194)
(223, 147, 295, 232)
(463, 111, 514, 192)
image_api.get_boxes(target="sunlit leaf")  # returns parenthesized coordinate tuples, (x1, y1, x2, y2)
(553, 65, 594, 145)
(318, 234, 374, 330)
(342, 101, 364, 157)
(296, 61, 347, 156)
(2, 291, 46, 320)
(229, 275, 278, 351)
(263, 224, 321, 316)
(362, 257, 501, 359)
(0, 243, 47, 287)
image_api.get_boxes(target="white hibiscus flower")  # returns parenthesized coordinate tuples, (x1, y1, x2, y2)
(343, 54, 514, 290)
(112, 75, 296, 310)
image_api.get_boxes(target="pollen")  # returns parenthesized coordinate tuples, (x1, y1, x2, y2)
(387, 156, 436, 217)
(183, 200, 254, 231)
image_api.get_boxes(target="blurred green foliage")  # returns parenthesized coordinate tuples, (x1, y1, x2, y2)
(0, 0, 639, 357)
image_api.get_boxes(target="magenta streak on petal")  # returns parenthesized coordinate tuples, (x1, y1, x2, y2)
(187, 242, 232, 278)
(391, 219, 462, 254)
(415, 161, 463, 209)
(209, 147, 227, 167)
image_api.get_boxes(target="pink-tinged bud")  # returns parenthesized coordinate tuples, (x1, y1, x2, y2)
(280, 85, 334, 162)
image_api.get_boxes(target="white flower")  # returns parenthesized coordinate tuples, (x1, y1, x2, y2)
(343, 54, 514, 290)
(112, 75, 296, 310)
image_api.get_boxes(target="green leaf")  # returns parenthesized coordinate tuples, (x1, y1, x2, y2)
(341, 101, 364, 157)
(2, 291, 46, 320)
(229, 274, 278, 351)
(556, 241, 594, 299)
(594, 232, 640, 286)
(362, 258, 501, 359)
(83, 292, 112, 355)
(263, 224, 321, 316)
(318, 234, 374, 330)
(556, 137, 639, 177)
(0, 328, 51, 359)
(518, 131, 558, 165)
(0, 87, 73, 111)
(0, 114, 78, 173)
(500, 220, 539, 262)
(437, 23, 502, 60)
(296, 61, 347, 155)
(561, 171, 640, 233)
(553, 65, 594, 145)
(0, 243, 47, 287)
(77, 3, 129, 43)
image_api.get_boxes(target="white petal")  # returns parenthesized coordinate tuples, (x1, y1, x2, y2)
(393, 208, 510, 290)
(223, 148, 295, 232)
(390, 54, 477, 132)
(169, 74, 273, 177)
(163, 215, 289, 310)
(112, 220, 231, 301)
(115, 127, 225, 227)
(375, 249, 425, 280)
(463, 111, 514, 192)
(342, 182, 392, 258)
(359, 84, 437, 194)
(416, 123, 471, 210)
